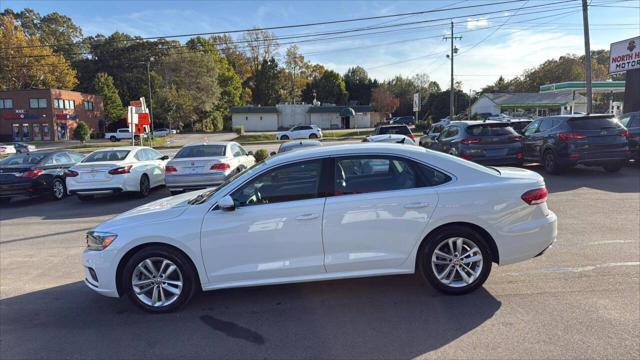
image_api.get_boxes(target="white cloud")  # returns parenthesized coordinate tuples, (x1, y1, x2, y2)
(466, 17, 490, 30)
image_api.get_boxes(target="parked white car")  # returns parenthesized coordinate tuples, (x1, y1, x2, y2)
(66, 146, 168, 200)
(0, 144, 16, 156)
(165, 142, 255, 195)
(82, 143, 556, 313)
(276, 125, 322, 140)
(105, 128, 146, 142)
(364, 134, 417, 145)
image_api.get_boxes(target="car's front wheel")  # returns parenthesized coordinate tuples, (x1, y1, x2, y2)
(280, 135, 289, 140)
(418, 225, 492, 295)
(122, 246, 196, 313)
(603, 161, 623, 173)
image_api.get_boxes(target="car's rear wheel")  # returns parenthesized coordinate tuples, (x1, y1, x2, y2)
(50, 178, 66, 200)
(77, 194, 94, 201)
(138, 175, 150, 198)
(280, 135, 289, 140)
(418, 225, 492, 295)
(309, 133, 318, 139)
(543, 150, 562, 174)
(603, 161, 623, 173)
(122, 246, 196, 313)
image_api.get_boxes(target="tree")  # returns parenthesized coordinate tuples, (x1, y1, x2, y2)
(344, 66, 374, 105)
(302, 70, 348, 105)
(73, 121, 92, 143)
(282, 45, 309, 103)
(243, 28, 279, 77)
(425, 89, 470, 120)
(157, 50, 219, 131)
(382, 75, 418, 116)
(371, 87, 399, 116)
(93, 72, 124, 124)
(0, 15, 78, 90)
(252, 58, 282, 106)
(1, 8, 85, 62)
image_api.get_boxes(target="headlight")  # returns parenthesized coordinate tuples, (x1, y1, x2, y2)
(86, 231, 118, 251)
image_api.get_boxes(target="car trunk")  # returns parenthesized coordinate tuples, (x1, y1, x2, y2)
(465, 124, 522, 157)
(567, 118, 628, 159)
(0, 165, 35, 184)
(72, 162, 123, 183)
(168, 157, 228, 175)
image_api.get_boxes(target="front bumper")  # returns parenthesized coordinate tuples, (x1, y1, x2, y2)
(82, 248, 120, 298)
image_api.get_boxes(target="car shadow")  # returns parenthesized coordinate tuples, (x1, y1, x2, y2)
(0, 275, 501, 359)
(524, 163, 640, 194)
(0, 187, 172, 221)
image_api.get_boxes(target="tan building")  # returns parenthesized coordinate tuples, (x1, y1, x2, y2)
(0, 89, 104, 142)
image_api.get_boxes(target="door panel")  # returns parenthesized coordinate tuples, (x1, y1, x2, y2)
(323, 188, 437, 272)
(201, 198, 326, 284)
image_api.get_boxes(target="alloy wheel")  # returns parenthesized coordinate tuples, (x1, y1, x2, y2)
(431, 237, 483, 288)
(140, 176, 150, 196)
(131, 257, 183, 307)
(52, 180, 65, 200)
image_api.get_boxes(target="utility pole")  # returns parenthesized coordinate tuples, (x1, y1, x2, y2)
(581, 0, 593, 114)
(444, 20, 462, 121)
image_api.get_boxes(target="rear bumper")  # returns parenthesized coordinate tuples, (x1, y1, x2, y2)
(497, 210, 557, 266)
(0, 182, 36, 197)
(166, 173, 226, 190)
(69, 187, 123, 195)
(67, 175, 135, 194)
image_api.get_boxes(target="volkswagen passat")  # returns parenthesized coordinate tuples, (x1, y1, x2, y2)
(82, 144, 557, 313)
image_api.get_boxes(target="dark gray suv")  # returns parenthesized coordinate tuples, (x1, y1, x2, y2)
(422, 121, 524, 166)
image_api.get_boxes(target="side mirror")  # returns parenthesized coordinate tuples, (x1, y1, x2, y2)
(218, 195, 236, 211)
(248, 151, 254, 156)
(270, 151, 276, 156)
(160, 155, 169, 160)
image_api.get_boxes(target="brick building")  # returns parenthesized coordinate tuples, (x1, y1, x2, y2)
(0, 89, 104, 142)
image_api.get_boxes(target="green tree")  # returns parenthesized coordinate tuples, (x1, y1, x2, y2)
(73, 121, 92, 143)
(344, 66, 374, 105)
(382, 75, 418, 116)
(93, 72, 124, 124)
(282, 45, 309, 103)
(0, 15, 78, 90)
(252, 58, 282, 106)
(302, 70, 348, 105)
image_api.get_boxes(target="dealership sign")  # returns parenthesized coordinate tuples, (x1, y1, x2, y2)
(609, 36, 640, 74)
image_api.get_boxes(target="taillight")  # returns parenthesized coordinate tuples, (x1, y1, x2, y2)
(406, 134, 416, 140)
(211, 163, 230, 171)
(461, 138, 481, 144)
(516, 152, 523, 159)
(108, 165, 132, 175)
(559, 133, 586, 140)
(65, 170, 79, 177)
(462, 154, 474, 160)
(19, 169, 44, 178)
(618, 129, 629, 137)
(510, 135, 523, 142)
(165, 165, 177, 173)
(521, 188, 548, 205)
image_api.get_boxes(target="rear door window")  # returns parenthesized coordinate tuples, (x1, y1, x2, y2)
(524, 119, 541, 135)
(538, 118, 555, 132)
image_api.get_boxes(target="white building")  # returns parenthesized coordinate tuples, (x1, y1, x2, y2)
(231, 104, 377, 131)
(471, 93, 587, 117)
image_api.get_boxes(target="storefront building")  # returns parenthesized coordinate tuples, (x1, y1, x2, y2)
(0, 89, 104, 142)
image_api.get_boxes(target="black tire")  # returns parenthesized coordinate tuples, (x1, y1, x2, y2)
(418, 225, 492, 295)
(309, 133, 318, 139)
(121, 246, 197, 313)
(50, 178, 66, 200)
(138, 174, 150, 198)
(280, 135, 289, 140)
(109, 136, 117, 142)
(77, 194, 94, 201)
(542, 150, 562, 174)
(603, 161, 623, 173)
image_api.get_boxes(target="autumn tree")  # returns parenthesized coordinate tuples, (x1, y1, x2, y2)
(0, 14, 78, 90)
(93, 72, 124, 124)
(371, 87, 399, 116)
(281, 45, 309, 103)
(243, 28, 279, 77)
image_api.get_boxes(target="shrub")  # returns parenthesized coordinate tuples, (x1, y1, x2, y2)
(233, 126, 245, 135)
(73, 121, 92, 143)
(254, 149, 269, 162)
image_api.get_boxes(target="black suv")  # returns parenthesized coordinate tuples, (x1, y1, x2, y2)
(522, 115, 629, 174)
(618, 112, 640, 162)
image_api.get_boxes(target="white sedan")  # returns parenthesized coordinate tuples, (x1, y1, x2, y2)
(276, 125, 322, 140)
(364, 134, 417, 145)
(82, 144, 557, 313)
(66, 146, 168, 200)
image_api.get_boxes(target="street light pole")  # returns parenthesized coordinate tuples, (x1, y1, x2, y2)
(444, 20, 462, 121)
(146, 60, 155, 140)
(581, 0, 593, 114)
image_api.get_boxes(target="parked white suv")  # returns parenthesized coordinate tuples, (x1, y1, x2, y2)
(66, 146, 168, 200)
(276, 125, 322, 140)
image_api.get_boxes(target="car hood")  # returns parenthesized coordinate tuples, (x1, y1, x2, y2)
(95, 189, 208, 230)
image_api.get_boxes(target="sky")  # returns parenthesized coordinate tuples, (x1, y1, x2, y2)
(3, 0, 639, 91)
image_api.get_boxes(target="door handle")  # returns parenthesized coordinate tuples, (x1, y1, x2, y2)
(404, 202, 431, 209)
(295, 213, 319, 220)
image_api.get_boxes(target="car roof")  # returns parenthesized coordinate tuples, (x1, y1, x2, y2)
(449, 120, 503, 126)
(92, 146, 148, 152)
(182, 142, 233, 147)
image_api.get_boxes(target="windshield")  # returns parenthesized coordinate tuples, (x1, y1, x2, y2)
(467, 123, 518, 136)
(83, 150, 130, 162)
(379, 126, 410, 135)
(0, 153, 46, 165)
(175, 145, 226, 158)
(188, 161, 267, 205)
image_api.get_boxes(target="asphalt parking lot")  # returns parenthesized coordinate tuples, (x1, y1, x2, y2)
(0, 164, 638, 359)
